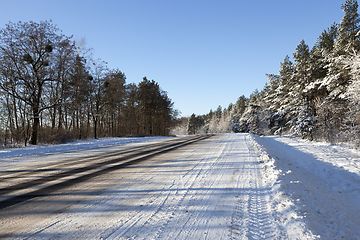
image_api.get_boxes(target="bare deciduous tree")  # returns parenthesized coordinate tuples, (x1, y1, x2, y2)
(0, 20, 76, 145)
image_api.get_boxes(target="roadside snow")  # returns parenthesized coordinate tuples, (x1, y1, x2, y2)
(0, 136, 172, 160)
(252, 135, 360, 239)
(0, 136, 175, 183)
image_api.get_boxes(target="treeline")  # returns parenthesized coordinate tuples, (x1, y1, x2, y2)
(179, 0, 360, 148)
(0, 20, 175, 146)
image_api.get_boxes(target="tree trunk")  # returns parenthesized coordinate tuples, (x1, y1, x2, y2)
(94, 117, 98, 139)
(30, 112, 39, 145)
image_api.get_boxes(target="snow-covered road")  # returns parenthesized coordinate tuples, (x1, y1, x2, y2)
(1, 133, 360, 239)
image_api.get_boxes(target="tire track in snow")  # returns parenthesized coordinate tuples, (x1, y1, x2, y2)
(227, 138, 248, 239)
(246, 135, 275, 240)
(247, 188, 274, 239)
(170, 141, 229, 239)
(150, 150, 211, 239)
(229, 134, 253, 239)
(230, 134, 275, 239)
(104, 139, 223, 239)
(229, 190, 248, 239)
(106, 183, 176, 239)
(136, 137, 228, 239)
(100, 163, 185, 240)
(106, 136, 228, 239)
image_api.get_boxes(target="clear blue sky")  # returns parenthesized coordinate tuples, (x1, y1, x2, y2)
(0, 0, 345, 117)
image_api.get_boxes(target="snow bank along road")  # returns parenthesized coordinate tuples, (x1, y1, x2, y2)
(0, 133, 360, 239)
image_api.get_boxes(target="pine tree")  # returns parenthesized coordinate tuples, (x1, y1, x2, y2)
(316, 0, 360, 142)
(259, 40, 315, 139)
(137, 77, 174, 136)
(341, 45, 360, 147)
(317, 23, 338, 52)
(338, 0, 360, 52)
(279, 55, 294, 84)
(103, 69, 126, 137)
(292, 40, 311, 89)
(231, 95, 247, 133)
(326, 0, 360, 88)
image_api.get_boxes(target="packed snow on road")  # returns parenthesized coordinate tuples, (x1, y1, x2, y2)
(0, 133, 359, 239)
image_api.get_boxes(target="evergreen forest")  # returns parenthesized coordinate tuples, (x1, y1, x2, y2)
(0, 21, 176, 146)
(179, 0, 360, 149)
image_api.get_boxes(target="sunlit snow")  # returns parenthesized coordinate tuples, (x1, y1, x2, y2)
(1, 134, 359, 239)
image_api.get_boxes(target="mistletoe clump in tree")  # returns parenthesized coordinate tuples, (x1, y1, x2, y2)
(0, 20, 76, 145)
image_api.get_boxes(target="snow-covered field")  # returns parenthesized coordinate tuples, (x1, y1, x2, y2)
(0, 133, 360, 239)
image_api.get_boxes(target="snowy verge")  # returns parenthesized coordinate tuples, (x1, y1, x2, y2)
(250, 134, 360, 239)
(248, 134, 319, 239)
(0, 136, 174, 161)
